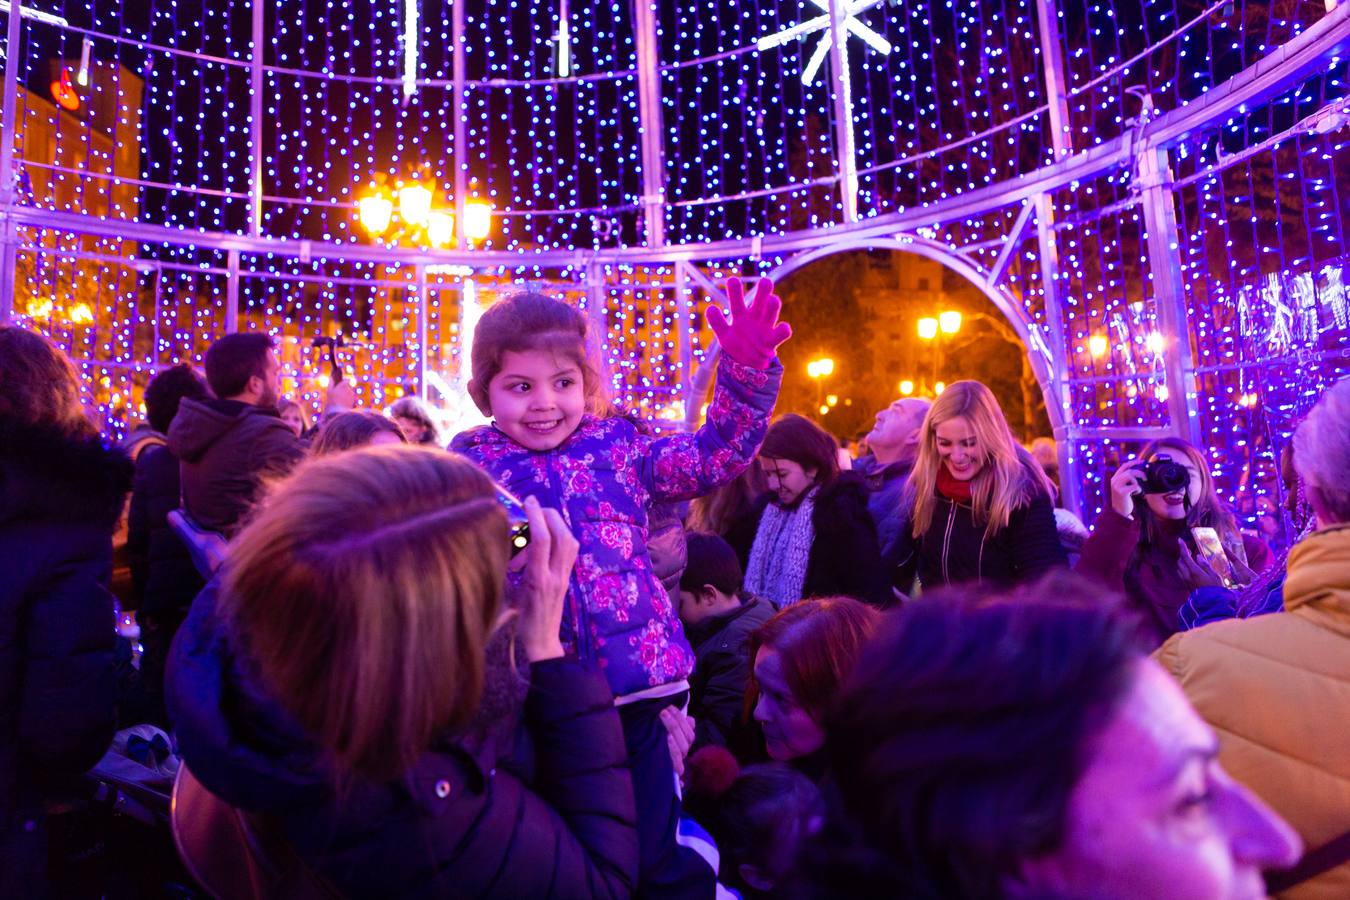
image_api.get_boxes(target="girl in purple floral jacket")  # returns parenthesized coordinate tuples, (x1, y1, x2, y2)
(452, 278, 789, 896)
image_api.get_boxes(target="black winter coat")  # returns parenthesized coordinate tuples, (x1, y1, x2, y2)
(685, 596, 776, 751)
(735, 473, 892, 607)
(893, 471, 1067, 593)
(167, 398, 304, 536)
(0, 418, 130, 894)
(126, 443, 204, 617)
(167, 581, 639, 899)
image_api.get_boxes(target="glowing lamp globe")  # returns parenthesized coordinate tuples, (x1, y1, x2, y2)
(427, 211, 455, 247)
(398, 183, 434, 227)
(917, 317, 939, 340)
(464, 200, 493, 241)
(357, 193, 394, 236)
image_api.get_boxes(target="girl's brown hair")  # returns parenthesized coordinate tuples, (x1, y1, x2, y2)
(906, 381, 1053, 537)
(0, 325, 94, 437)
(223, 445, 509, 781)
(745, 596, 880, 725)
(758, 414, 840, 485)
(687, 464, 768, 535)
(466, 289, 605, 416)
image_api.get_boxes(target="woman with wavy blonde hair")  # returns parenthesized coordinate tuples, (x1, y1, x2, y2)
(895, 381, 1064, 593)
(166, 445, 639, 897)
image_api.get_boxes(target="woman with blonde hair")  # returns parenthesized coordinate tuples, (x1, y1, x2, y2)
(1079, 435, 1272, 645)
(894, 381, 1064, 593)
(167, 445, 638, 897)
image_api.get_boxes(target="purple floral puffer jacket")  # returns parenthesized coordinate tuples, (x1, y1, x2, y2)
(452, 356, 782, 700)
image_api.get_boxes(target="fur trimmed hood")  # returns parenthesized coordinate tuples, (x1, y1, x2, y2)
(0, 416, 133, 530)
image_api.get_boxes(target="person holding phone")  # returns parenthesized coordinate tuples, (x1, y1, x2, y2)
(166, 446, 639, 897)
(1077, 436, 1273, 645)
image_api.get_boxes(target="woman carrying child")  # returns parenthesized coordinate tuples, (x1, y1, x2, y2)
(452, 276, 791, 898)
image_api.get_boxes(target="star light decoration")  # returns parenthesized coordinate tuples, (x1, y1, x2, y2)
(756, 0, 892, 86)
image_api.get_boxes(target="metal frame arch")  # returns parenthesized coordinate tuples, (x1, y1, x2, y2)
(680, 234, 1066, 437)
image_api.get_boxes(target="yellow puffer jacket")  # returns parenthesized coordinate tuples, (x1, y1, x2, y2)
(1156, 523, 1350, 900)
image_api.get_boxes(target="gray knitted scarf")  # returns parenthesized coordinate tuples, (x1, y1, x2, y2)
(745, 486, 819, 607)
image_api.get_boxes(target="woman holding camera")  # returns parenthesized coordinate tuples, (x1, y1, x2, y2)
(167, 446, 638, 897)
(1077, 436, 1273, 645)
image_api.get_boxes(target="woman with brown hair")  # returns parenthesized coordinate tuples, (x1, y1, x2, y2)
(735, 414, 890, 607)
(166, 446, 639, 897)
(1078, 435, 1273, 645)
(745, 596, 880, 771)
(0, 326, 130, 896)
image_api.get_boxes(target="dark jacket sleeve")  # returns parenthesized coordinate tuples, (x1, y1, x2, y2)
(811, 480, 891, 606)
(692, 644, 750, 750)
(126, 462, 152, 604)
(2, 524, 117, 777)
(251, 422, 306, 478)
(1075, 507, 1140, 590)
(505, 657, 639, 898)
(1007, 489, 1069, 582)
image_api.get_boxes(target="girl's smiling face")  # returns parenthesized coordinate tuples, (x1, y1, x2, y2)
(486, 349, 587, 451)
(934, 415, 985, 482)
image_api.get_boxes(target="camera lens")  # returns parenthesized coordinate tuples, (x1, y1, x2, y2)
(1155, 460, 1190, 492)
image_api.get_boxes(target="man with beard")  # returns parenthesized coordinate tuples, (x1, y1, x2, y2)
(168, 333, 305, 537)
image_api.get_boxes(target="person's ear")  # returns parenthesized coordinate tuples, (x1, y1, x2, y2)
(245, 373, 265, 399)
(804, 466, 819, 483)
(698, 585, 719, 606)
(738, 863, 774, 892)
(467, 378, 492, 416)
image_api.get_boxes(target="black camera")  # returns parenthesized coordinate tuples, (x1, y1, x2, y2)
(1133, 454, 1191, 495)
(492, 482, 532, 557)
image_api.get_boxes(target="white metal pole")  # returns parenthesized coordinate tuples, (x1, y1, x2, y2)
(631, 0, 667, 246)
(824, 0, 858, 221)
(452, 0, 468, 248)
(249, 0, 264, 238)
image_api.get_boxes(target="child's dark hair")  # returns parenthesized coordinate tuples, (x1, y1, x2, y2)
(467, 290, 603, 416)
(680, 531, 744, 596)
(685, 748, 822, 897)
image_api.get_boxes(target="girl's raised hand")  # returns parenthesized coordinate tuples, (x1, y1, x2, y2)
(707, 276, 793, 369)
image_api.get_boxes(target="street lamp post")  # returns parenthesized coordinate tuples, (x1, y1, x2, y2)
(917, 309, 961, 395)
(807, 356, 834, 415)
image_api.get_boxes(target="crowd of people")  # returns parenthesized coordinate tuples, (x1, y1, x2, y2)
(2, 274, 1348, 899)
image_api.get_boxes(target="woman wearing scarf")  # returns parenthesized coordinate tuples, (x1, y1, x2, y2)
(734, 414, 890, 608)
(892, 381, 1065, 595)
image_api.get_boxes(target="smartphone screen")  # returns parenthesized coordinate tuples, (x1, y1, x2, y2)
(492, 483, 532, 557)
(1191, 526, 1234, 587)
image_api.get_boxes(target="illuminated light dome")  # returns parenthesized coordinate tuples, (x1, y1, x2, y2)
(0, 0, 1344, 525)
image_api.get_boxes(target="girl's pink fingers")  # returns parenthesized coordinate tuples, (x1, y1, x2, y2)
(706, 305, 729, 335)
(724, 277, 747, 318)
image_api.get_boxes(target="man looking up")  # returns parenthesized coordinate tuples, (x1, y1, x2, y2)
(855, 397, 931, 565)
